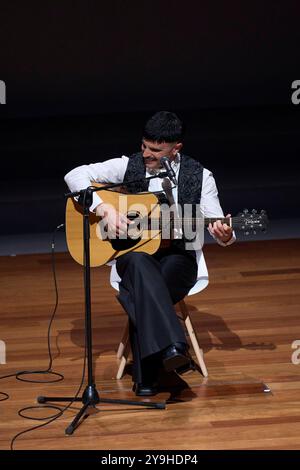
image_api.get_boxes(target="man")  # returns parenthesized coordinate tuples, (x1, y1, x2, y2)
(64, 111, 235, 396)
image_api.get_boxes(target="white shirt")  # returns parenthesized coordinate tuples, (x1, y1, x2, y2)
(64, 155, 235, 294)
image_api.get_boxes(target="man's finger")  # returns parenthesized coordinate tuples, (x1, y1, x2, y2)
(213, 223, 223, 237)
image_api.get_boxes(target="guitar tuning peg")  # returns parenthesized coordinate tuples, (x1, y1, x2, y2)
(260, 209, 266, 215)
(245, 231, 249, 236)
(243, 208, 249, 214)
(251, 209, 257, 214)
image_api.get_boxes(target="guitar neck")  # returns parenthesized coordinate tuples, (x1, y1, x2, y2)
(172, 217, 231, 229)
(143, 216, 232, 230)
(204, 217, 231, 227)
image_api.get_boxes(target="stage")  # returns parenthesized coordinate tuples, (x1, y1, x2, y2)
(1, 239, 300, 450)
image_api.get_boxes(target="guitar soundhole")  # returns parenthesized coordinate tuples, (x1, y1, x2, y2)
(110, 211, 142, 251)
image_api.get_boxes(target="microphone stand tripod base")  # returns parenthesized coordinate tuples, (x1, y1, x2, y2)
(37, 383, 165, 435)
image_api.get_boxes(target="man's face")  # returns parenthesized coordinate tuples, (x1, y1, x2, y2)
(141, 139, 182, 170)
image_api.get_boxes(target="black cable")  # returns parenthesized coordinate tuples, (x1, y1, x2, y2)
(16, 223, 65, 383)
(0, 392, 9, 401)
(10, 346, 87, 450)
(9, 200, 92, 449)
(0, 223, 87, 449)
(0, 224, 65, 449)
(0, 224, 65, 384)
(9, 218, 89, 450)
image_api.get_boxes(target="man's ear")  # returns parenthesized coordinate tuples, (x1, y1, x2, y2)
(174, 142, 183, 154)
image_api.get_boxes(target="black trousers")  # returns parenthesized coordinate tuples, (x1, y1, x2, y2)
(116, 246, 198, 383)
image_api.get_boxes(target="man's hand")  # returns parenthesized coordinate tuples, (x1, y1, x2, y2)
(96, 203, 132, 238)
(208, 213, 233, 244)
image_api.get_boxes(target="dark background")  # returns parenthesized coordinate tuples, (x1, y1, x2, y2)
(0, 1, 299, 235)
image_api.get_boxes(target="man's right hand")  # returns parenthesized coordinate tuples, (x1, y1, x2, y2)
(96, 203, 131, 238)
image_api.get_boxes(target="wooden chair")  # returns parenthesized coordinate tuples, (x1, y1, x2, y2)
(116, 298, 208, 379)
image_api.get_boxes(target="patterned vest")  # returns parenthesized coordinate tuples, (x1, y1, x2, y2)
(123, 152, 204, 250)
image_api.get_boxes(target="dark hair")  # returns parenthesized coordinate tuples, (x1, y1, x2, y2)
(143, 111, 185, 143)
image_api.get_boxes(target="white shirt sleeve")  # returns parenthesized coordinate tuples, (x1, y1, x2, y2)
(64, 156, 129, 212)
(201, 168, 236, 246)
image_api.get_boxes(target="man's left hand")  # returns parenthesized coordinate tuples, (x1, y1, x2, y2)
(208, 213, 233, 243)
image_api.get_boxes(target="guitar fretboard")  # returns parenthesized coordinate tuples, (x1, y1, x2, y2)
(142, 217, 231, 230)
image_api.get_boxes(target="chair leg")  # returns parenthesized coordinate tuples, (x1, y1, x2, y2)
(116, 321, 129, 359)
(116, 327, 130, 379)
(178, 300, 208, 377)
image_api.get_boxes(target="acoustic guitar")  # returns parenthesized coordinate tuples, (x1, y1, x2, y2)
(65, 184, 268, 267)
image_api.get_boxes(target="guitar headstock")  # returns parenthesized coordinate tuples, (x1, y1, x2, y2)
(233, 209, 268, 235)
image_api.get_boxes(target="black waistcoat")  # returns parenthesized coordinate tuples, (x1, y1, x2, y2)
(123, 151, 203, 205)
(123, 152, 204, 250)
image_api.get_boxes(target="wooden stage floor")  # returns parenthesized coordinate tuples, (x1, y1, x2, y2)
(0, 239, 300, 450)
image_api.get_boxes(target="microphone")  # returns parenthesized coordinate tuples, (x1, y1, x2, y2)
(160, 156, 178, 186)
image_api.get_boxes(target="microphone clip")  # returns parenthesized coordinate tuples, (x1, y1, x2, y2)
(160, 156, 178, 186)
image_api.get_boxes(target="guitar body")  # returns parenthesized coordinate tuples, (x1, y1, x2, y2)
(66, 184, 162, 267)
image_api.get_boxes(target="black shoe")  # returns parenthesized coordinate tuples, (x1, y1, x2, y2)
(175, 358, 196, 375)
(161, 343, 190, 373)
(133, 382, 158, 396)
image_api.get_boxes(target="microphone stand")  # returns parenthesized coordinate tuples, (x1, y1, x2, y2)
(37, 173, 170, 435)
